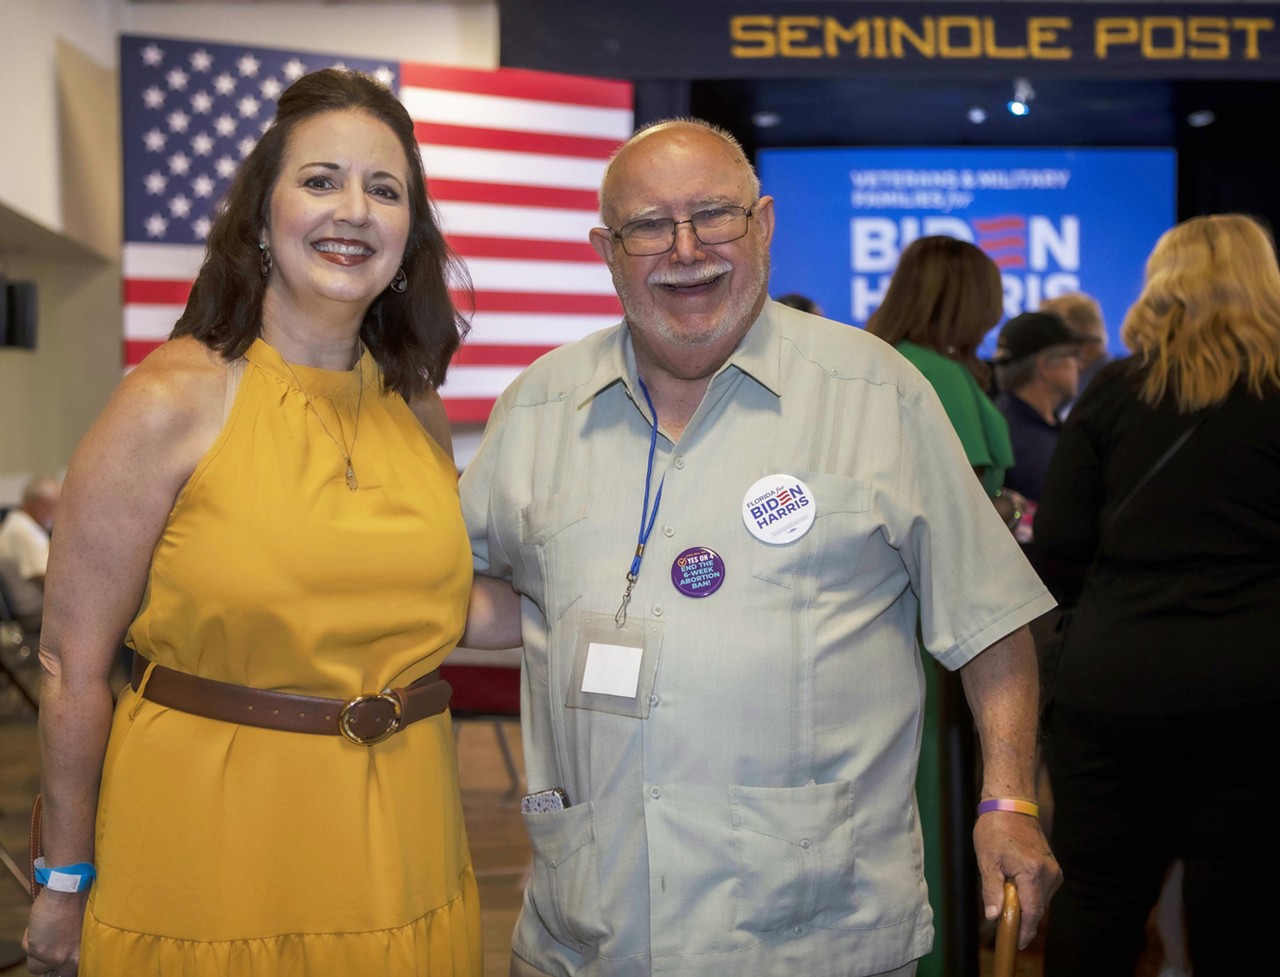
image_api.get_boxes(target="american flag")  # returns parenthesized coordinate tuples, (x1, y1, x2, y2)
(121, 35, 631, 422)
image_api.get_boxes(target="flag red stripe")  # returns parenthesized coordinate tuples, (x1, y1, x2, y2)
(453, 343, 556, 366)
(401, 63, 632, 110)
(446, 235, 600, 262)
(125, 279, 192, 304)
(453, 290, 621, 315)
(993, 255, 1028, 269)
(415, 121, 620, 160)
(443, 398, 500, 424)
(428, 177, 599, 211)
(973, 217, 1026, 232)
(125, 339, 164, 364)
(978, 236, 1026, 252)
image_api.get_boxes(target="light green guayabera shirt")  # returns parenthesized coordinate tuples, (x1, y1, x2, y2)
(460, 302, 1053, 977)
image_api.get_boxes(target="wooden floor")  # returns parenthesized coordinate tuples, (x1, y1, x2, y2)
(0, 658, 1168, 976)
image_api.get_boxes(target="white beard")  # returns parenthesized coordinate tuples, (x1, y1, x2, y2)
(611, 247, 771, 349)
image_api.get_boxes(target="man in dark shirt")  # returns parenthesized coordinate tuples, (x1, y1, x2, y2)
(994, 311, 1083, 504)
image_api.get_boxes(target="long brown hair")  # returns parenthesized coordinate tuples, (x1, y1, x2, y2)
(1122, 214, 1280, 412)
(865, 235, 1003, 381)
(171, 68, 469, 397)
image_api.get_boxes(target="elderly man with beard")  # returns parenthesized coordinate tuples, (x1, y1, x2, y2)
(461, 119, 1061, 977)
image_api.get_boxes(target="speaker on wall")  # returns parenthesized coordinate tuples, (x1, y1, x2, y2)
(2, 279, 37, 349)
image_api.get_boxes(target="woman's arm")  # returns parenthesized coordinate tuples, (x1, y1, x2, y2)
(24, 339, 226, 977)
(1033, 412, 1105, 563)
(409, 387, 454, 461)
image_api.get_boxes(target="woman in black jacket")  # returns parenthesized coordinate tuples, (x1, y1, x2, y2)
(1035, 214, 1280, 976)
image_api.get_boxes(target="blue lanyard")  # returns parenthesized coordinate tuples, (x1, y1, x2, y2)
(615, 376, 665, 627)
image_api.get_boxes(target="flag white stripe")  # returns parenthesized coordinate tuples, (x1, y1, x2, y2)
(435, 201, 599, 242)
(421, 145, 607, 192)
(465, 257, 614, 295)
(401, 87, 632, 141)
(125, 305, 184, 340)
(467, 312, 615, 345)
(124, 242, 204, 279)
(438, 365, 527, 397)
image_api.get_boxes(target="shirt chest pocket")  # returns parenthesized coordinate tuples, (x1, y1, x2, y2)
(750, 472, 873, 590)
(518, 490, 590, 622)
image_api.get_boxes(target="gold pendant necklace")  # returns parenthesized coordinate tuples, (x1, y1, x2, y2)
(281, 346, 365, 492)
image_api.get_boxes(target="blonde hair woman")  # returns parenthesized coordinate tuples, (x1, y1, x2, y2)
(1034, 214, 1280, 976)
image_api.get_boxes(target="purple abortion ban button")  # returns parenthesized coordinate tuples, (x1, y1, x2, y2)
(671, 546, 726, 598)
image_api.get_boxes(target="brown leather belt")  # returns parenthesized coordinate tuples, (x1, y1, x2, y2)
(130, 654, 453, 745)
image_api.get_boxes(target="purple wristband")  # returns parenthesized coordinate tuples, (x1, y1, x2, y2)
(977, 798, 1040, 818)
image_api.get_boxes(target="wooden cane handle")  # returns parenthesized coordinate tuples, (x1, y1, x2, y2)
(993, 879, 1021, 977)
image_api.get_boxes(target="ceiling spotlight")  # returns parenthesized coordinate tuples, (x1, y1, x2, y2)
(968, 105, 988, 125)
(1007, 77, 1035, 117)
(752, 110, 782, 128)
(1187, 109, 1216, 128)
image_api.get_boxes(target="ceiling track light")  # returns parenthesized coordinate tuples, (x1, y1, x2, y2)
(1008, 76, 1035, 117)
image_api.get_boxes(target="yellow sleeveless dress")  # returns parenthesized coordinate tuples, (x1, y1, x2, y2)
(80, 339, 481, 976)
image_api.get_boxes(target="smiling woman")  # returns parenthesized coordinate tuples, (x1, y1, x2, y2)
(21, 68, 516, 977)
(262, 109, 411, 343)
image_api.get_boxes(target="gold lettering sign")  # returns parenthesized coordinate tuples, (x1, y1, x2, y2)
(729, 12, 1276, 64)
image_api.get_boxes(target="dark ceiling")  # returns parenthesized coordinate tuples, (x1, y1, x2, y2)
(685, 75, 1280, 229)
(690, 76, 1275, 151)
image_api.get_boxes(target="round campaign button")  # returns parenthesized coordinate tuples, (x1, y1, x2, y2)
(742, 474, 817, 545)
(670, 546, 726, 598)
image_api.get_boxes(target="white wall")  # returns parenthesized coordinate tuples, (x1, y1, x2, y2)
(0, 0, 496, 501)
(0, 0, 119, 235)
(120, 1, 497, 68)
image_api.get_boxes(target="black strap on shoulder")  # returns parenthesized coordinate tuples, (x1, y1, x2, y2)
(1101, 418, 1204, 535)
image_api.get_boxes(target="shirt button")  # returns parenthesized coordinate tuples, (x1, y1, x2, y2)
(674, 456, 686, 470)
(663, 526, 675, 537)
(799, 839, 811, 850)
(650, 786, 661, 799)
(652, 605, 663, 616)
(792, 925, 803, 935)
(557, 391, 566, 400)
(648, 694, 660, 706)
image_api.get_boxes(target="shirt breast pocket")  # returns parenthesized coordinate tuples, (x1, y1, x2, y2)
(518, 491, 589, 622)
(750, 472, 872, 590)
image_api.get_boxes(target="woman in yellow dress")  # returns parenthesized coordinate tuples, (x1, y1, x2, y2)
(24, 69, 518, 976)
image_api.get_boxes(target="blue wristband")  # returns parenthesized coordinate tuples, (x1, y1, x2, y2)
(33, 857, 96, 893)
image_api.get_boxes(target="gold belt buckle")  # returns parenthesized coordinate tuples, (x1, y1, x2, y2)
(338, 691, 403, 745)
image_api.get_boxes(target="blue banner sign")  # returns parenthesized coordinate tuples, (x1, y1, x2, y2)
(759, 146, 1176, 354)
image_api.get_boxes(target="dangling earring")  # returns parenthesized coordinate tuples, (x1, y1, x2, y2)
(389, 267, 407, 293)
(259, 241, 272, 278)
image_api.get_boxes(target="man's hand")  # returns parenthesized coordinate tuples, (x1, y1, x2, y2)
(973, 809, 1061, 948)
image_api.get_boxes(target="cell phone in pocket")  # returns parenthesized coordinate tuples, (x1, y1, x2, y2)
(520, 787, 570, 813)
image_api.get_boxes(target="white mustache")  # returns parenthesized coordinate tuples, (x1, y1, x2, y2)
(648, 260, 732, 288)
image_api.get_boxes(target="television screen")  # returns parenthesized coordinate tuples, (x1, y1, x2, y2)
(759, 146, 1176, 356)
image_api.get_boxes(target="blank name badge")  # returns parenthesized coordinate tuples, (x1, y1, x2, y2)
(566, 612, 664, 719)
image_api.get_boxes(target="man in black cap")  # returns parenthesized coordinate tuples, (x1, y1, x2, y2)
(993, 311, 1083, 506)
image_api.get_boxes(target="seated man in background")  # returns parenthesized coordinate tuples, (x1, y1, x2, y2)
(0, 475, 61, 630)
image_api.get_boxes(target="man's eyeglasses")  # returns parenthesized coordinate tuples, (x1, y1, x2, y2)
(609, 204, 756, 256)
